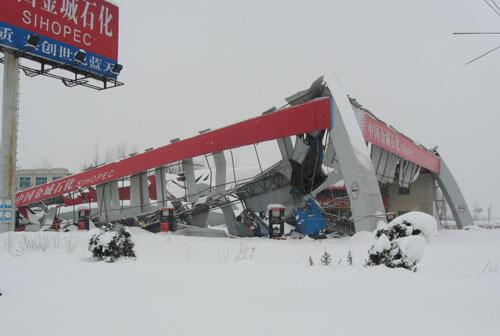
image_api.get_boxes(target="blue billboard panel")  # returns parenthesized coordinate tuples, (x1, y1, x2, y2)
(0, 22, 118, 79)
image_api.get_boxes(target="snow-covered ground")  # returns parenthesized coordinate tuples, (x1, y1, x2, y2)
(1, 228, 500, 336)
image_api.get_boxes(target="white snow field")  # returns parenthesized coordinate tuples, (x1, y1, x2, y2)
(1, 229, 500, 336)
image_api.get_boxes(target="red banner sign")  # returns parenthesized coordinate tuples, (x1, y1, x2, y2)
(16, 163, 117, 206)
(15, 97, 441, 206)
(0, 0, 119, 60)
(360, 112, 441, 174)
(16, 98, 332, 206)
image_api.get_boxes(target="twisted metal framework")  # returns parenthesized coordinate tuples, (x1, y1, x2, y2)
(0, 48, 124, 91)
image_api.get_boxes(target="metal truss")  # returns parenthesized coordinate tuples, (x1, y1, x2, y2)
(0, 48, 124, 91)
(235, 172, 290, 199)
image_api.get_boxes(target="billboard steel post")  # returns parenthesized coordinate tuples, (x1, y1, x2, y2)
(0, 50, 19, 233)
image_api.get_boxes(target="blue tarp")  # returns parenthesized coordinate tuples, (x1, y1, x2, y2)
(293, 197, 327, 236)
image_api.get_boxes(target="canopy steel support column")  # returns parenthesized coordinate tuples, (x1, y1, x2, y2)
(277, 137, 294, 160)
(96, 184, 111, 223)
(96, 182, 121, 222)
(213, 151, 248, 236)
(0, 51, 20, 233)
(182, 158, 197, 202)
(130, 172, 149, 214)
(110, 181, 120, 208)
(109, 181, 120, 221)
(214, 151, 238, 234)
(312, 136, 342, 198)
(213, 152, 226, 193)
(328, 79, 387, 232)
(155, 167, 168, 207)
(434, 157, 473, 229)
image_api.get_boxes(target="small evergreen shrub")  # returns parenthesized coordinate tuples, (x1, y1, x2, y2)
(347, 250, 353, 266)
(321, 250, 332, 265)
(366, 234, 425, 271)
(366, 215, 429, 271)
(89, 223, 136, 263)
(374, 220, 421, 241)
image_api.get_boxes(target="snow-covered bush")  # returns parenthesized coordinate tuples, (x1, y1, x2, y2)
(366, 211, 436, 271)
(389, 212, 437, 240)
(321, 250, 332, 265)
(89, 223, 136, 263)
(394, 236, 426, 268)
(374, 211, 438, 242)
(366, 234, 426, 271)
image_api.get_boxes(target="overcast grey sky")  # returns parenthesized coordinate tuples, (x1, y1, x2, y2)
(1, 0, 499, 214)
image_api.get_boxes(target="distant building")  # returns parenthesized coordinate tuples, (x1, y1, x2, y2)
(16, 168, 70, 190)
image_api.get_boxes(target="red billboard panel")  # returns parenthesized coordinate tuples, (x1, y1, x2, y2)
(360, 112, 441, 174)
(0, 0, 119, 78)
(0, 0, 119, 59)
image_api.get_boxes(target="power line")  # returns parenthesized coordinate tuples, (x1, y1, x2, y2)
(466, 44, 500, 65)
(453, 2, 500, 64)
(484, 0, 500, 16)
(453, 32, 500, 35)
(491, 0, 500, 13)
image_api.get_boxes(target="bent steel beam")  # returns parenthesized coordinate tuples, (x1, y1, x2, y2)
(16, 98, 331, 207)
(277, 137, 294, 160)
(434, 157, 473, 228)
(221, 205, 247, 237)
(327, 79, 387, 232)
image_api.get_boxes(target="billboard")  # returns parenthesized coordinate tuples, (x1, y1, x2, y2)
(0, 199, 13, 223)
(0, 0, 119, 78)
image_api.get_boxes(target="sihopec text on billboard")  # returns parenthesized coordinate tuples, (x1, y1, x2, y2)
(0, 0, 119, 78)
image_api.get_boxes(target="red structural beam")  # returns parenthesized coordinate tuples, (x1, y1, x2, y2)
(16, 98, 332, 206)
(16, 96, 441, 207)
(360, 112, 441, 173)
(62, 176, 158, 207)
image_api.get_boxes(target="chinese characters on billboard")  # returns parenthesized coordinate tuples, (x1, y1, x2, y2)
(360, 112, 441, 174)
(16, 163, 117, 206)
(0, 0, 119, 78)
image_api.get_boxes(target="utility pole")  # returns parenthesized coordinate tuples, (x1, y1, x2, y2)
(488, 204, 492, 224)
(0, 50, 20, 233)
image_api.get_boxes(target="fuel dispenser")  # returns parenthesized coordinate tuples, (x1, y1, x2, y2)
(52, 216, 61, 231)
(14, 210, 25, 232)
(78, 208, 91, 231)
(160, 207, 176, 233)
(268, 206, 285, 239)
